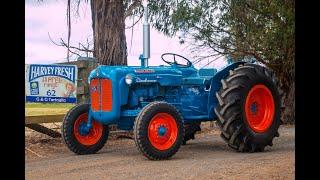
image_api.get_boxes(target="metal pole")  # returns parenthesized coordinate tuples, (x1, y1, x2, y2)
(142, 0, 150, 67)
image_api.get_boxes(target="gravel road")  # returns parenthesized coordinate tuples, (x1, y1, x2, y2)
(25, 125, 294, 180)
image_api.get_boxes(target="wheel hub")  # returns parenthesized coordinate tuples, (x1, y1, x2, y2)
(78, 122, 90, 136)
(250, 102, 258, 114)
(158, 125, 167, 137)
(148, 113, 178, 150)
(245, 84, 275, 133)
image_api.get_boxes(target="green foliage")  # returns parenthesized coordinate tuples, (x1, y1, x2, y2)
(147, 0, 295, 90)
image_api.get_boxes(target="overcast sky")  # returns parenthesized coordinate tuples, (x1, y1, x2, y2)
(25, 0, 227, 69)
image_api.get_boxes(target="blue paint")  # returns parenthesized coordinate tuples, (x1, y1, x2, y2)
(158, 126, 167, 136)
(79, 122, 90, 136)
(84, 57, 249, 131)
(28, 64, 76, 83)
(251, 103, 258, 113)
(26, 96, 77, 103)
(139, 54, 147, 67)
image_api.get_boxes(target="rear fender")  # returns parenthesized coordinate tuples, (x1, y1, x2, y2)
(207, 61, 245, 119)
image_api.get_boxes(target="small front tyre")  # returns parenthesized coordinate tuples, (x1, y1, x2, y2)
(134, 102, 184, 160)
(61, 103, 109, 155)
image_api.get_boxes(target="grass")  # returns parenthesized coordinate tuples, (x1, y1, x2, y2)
(25, 103, 75, 109)
(25, 103, 75, 116)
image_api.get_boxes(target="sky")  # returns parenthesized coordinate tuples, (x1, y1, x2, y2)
(25, 0, 227, 69)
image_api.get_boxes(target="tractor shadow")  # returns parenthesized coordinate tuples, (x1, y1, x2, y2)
(182, 139, 232, 152)
(179, 134, 290, 156)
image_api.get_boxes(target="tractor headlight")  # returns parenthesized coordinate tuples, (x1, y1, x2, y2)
(125, 74, 133, 85)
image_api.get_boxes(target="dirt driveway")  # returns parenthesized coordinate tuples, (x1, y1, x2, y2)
(25, 124, 295, 180)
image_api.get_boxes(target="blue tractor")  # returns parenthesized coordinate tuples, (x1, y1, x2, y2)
(61, 3, 283, 160)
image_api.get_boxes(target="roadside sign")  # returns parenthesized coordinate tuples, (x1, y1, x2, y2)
(25, 64, 78, 103)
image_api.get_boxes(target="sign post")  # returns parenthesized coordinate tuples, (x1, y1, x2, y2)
(25, 64, 78, 103)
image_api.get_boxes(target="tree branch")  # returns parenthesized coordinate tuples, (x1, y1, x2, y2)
(125, 13, 143, 29)
(48, 33, 94, 55)
(200, 55, 224, 68)
(125, 0, 142, 18)
(67, 0, 71, 62)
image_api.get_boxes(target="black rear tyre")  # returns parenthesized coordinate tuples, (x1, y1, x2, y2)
(134, 102, 184, 160)
(215, 63, 283, 152)
(61, 103, 109, 155)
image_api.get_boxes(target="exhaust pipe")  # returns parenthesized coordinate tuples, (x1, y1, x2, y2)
(141, 0, 150, 67)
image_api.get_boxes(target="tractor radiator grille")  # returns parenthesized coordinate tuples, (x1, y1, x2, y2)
(90, 79, 112, 112)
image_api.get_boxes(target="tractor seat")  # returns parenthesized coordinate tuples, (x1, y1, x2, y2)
(182, 69, 217, 85)
(182, 76, 212, 86)
(182, 77, 206, 85)
(198, 68, 217, 77)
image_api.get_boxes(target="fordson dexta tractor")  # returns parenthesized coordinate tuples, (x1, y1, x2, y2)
(62, 2, 282, 160)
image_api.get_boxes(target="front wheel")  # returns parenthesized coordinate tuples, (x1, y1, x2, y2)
(134, 102, 184, 160)
(215, 63, 282, 152)
(61, 103, 109, 155)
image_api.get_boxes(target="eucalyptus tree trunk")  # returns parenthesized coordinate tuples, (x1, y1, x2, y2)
(282, 82, 295, 123)
(91, 0, 127, 65)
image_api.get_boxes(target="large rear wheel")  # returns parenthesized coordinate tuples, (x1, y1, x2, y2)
(215, 63, 283, 152)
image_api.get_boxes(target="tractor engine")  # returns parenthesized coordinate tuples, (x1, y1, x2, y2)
(126, 84, 180, 109)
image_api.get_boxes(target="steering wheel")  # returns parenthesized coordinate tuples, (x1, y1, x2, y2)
(161, 53, 192, 67)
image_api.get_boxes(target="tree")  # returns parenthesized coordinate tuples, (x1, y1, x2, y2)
(90, 0, 127, 65)
(147, 0, 295, 123)
(51, 0, 143, 65)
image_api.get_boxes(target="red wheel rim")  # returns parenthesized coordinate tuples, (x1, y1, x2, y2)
(148, 113, 178, 151)
(245, 84, 275, 133)
(73, 113, 103, 146)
